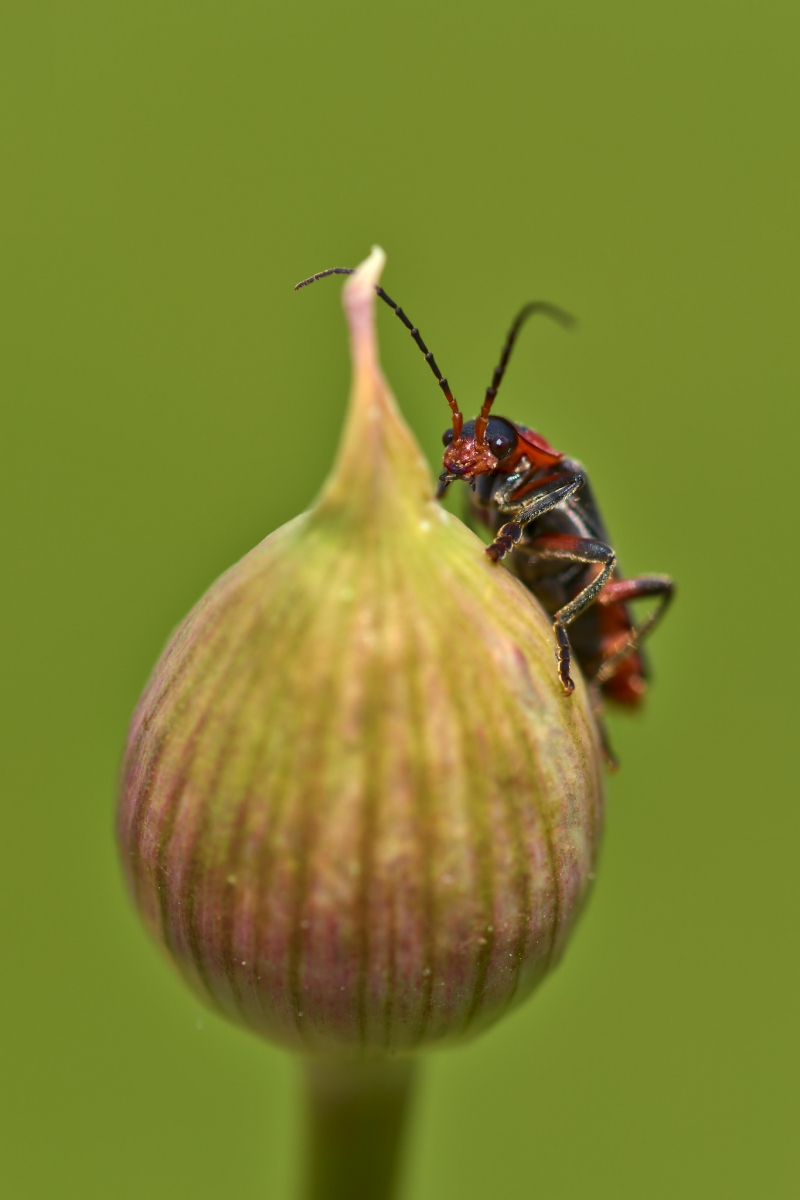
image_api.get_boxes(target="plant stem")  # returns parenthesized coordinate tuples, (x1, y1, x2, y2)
(301, 1056, 418, 1200)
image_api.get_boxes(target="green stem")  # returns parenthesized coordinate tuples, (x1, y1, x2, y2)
(301, 1057, 418, 1200)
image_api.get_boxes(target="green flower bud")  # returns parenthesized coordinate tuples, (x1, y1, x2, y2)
(117, 248, 604, 1057)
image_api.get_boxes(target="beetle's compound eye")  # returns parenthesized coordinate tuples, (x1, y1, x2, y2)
(483, 418, 517, 460)
(490, 435, 512, 459)
(442, 428, 455, 447)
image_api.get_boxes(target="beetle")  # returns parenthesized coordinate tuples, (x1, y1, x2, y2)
(296, 267, 674, 765)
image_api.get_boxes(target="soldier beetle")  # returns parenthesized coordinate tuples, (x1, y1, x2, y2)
(296, 267, 674, 765)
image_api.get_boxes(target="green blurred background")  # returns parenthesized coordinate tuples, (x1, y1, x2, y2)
(2, 2, 797, 1197)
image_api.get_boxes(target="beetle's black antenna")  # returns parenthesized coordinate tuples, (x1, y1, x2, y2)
(477, 302, 576, 438)
(295, 267, 463, 435)
(295, 267, 355, 289)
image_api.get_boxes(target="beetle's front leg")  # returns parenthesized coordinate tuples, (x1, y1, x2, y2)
(486, 473, 584, 562)
(492, 472, 528, 512)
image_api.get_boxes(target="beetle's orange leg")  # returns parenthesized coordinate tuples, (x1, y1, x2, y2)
(594, 575, 674, 685)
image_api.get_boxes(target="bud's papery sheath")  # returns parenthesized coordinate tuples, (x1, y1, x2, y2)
(118, 249, 604, 1066)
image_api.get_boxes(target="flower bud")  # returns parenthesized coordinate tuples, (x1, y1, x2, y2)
(117, 248, 604, 1056)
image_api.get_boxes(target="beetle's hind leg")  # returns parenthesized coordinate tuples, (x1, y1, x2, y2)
(594, 575, 675, 685)
(526, 534, 616, 694)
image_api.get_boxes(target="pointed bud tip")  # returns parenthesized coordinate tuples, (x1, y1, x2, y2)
(341, 245, 386, 360)
(315, 246, 432, 524)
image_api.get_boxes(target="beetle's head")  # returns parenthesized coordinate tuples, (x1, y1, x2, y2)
(435, 300, 574, 494)
(440, 416, 519, 486)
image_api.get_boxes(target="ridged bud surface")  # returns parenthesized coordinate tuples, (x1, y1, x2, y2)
(118, 249, 604, 1055)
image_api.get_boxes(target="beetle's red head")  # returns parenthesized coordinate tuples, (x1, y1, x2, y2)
(441, 416, 520, 481)
(439, 409, 563, 492)
(437, 301, 573, 489)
